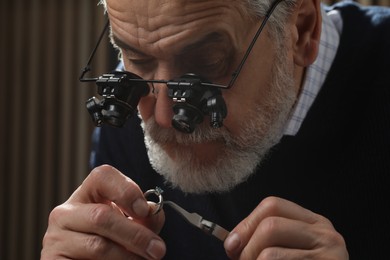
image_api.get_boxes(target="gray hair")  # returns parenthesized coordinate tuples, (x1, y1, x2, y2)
(98, 0, 106, 10)
(243, 0, 298, 47)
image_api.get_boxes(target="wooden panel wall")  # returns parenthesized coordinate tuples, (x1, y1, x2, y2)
(0, 0, 388, 260)
(0, 1, 111, 259)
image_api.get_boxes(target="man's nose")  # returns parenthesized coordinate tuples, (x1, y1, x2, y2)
(151, 66, 180, 128)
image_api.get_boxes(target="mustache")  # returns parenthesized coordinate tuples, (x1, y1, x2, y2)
(142, 117, 230, 145)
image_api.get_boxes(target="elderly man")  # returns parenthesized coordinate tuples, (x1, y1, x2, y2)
(41, 0, 389, 259)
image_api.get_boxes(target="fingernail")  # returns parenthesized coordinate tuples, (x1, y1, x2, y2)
(147, 239, 166, 259)
(132, 198, 149, 218)
(224, 232, 241, 252)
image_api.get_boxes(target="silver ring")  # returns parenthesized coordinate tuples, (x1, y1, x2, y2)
(143, 187, 164, 215)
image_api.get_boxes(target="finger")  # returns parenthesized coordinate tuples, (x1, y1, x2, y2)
(255, 246, 347, 260)
(239, 217, 321, 259)
(49, 202, 166, 259)
(134, 202, 166, 234)
(42, 229, 142, 260)
(254, 247, 318, 260)
(69, 165, 150, 218)
(224, 197, 326, 256)
(108, 201, 166, 234)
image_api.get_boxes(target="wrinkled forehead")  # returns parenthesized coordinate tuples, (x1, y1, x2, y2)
(106, 0, 211, 13)
(106, 0, 251, 53)
(106, 0, 246, 26)
(106, 0, 242, 12)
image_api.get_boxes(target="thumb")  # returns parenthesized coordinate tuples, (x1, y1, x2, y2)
(135, 202, 166, 234)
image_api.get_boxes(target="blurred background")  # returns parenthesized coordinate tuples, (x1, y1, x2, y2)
(0, 0, 389, 259)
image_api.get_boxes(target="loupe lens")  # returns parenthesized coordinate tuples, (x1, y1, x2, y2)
(172, 104, 203, 133)
(102, 98, 132, 127)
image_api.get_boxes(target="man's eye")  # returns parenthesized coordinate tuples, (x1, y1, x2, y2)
(203, 58, 225, 70)
(127, 57, 154, 65)
(195, 58, 229, 79)
(126, 58, 157, 72)
(122, 49, 155, 67)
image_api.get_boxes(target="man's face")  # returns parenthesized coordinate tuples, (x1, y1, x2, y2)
(106, 0, 300, 193)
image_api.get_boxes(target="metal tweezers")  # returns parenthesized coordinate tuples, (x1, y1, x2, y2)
(144, 187, 230, 241)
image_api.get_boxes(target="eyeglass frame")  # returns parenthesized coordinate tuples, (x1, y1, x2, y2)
(80, 0, 285, 90)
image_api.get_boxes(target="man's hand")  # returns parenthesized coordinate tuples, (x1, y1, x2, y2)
(224, 196, 349, 260)
(41, 165, 166, 260)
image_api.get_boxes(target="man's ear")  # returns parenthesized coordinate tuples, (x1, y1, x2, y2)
(292, 0, 321, 67)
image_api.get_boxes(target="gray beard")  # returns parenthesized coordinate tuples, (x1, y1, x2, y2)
(141, 48, 297, 194)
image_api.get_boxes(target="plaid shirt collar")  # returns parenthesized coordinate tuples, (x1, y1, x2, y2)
(284, 7, 342, 136)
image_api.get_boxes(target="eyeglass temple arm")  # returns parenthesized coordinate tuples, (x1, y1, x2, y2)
(79, 20, 110, 82)
(224, 0, 285, 89)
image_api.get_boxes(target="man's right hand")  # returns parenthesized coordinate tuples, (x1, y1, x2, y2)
(41, 165, 166, 260)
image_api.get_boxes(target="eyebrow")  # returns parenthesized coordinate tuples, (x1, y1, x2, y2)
(110, 31, 228, 57)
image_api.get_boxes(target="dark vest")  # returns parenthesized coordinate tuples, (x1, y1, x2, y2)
(91, 2, 390, 259)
